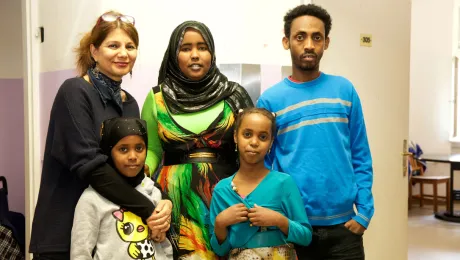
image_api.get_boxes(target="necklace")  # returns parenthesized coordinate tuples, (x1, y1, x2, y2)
(231, 181, 238, 192)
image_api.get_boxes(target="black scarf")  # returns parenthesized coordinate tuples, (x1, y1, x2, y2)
(100, 117, 148, 187)
(88, 68, 123, 113)
(158, 20, 253, 114)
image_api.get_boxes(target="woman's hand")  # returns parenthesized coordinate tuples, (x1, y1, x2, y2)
(151, 231, 167, 243)
(147, 200, 172, 233)
(144, 164, 150, 177)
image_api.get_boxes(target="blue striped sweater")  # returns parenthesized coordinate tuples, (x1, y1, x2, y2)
(257, 73, 374, 228)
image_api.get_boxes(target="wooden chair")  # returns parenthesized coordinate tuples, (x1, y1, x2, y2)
(408, 154, 451, 213)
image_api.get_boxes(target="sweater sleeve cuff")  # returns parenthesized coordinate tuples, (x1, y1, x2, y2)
(210, 234, 231, 257)
(286, 219, 295, 241)
(353, 213, 371, 229)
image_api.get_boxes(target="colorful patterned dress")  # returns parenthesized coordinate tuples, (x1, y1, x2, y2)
(148, 86, 240, 259)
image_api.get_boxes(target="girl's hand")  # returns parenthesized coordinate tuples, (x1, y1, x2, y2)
(214, 203, 249, 244)
(215, 203, 249, 229)
(248, 204, 286, 228)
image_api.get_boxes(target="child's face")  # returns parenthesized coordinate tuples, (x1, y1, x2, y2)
(234, 113, 273, 165)
(111, 135, 146, 177)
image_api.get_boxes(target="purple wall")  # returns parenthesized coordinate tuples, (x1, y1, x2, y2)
(0, 78, 24, 214)
(39, 69, 77, 158)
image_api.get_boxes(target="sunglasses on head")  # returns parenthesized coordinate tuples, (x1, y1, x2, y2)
(97, 13, 135, 26)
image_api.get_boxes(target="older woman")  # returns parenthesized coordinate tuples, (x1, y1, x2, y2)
(30, 11, 171, 260)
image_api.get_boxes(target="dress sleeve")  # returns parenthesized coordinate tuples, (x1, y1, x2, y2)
(141, 89, 163, 176)
(209, 188, 232, 256)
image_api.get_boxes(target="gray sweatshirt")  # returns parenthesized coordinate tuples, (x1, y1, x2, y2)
(71, 177, 173, 260)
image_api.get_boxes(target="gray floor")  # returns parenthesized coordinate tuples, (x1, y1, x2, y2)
(408, 204, 460, 260)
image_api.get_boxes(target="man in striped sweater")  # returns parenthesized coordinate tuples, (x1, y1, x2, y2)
(257, 4, 374, 260)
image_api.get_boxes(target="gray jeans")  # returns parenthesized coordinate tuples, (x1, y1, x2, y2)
(295, 223, 365, 260)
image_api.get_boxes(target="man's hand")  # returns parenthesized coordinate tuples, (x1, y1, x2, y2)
(344, 219, 365, 235)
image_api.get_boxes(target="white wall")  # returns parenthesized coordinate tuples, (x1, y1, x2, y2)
(38, 0, 302, 74)
(0, 0, 23, 78)
(314, 1, 410, 259)
(30, 1, 415, 260)
(409, 0, 460, 196)
(409, 0, 454, 154)
(36, 0, 304, 163)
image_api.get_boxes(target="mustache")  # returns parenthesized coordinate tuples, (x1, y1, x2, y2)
(301, 52, 317, 58)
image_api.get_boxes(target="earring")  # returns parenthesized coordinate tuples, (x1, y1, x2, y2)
(235, 143, 238, 152)
(93, 61, 99, 73)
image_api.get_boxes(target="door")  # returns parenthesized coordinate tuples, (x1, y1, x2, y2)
(314, 0, 410, 259)
(22, 0, 41, 259)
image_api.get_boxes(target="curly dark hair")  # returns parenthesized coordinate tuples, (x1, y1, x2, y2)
(283, 4, 332, 38)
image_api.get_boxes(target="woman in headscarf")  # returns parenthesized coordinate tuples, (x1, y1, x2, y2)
(141, 20, 253, 259)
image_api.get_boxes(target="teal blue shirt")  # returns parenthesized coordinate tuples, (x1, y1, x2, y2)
(209, 171, 312, 256)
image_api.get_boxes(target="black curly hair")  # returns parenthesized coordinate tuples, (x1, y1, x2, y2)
(284, 4, 332, 38)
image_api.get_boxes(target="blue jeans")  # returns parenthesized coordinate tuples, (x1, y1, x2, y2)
(295, 223, 365, 260)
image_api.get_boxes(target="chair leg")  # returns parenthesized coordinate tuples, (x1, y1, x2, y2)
(420, 183, 424, 207)
(433, 182, 438, 213)
(409, 180, 412, 210)
(447, 180, 451, 212)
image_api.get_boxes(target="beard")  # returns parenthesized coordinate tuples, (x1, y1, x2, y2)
(291, 51, 321, 71)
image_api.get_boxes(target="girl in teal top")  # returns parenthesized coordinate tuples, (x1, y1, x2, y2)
(210, 108, 312, 259)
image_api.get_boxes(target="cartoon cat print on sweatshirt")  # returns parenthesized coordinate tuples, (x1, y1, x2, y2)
(113, 209, 156, 259)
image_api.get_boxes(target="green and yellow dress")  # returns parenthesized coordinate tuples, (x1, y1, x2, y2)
(142, 85, 249, 259)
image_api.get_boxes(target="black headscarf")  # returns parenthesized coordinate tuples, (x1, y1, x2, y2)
(100, 117, 148, 187)
(158, 20, 253, 114)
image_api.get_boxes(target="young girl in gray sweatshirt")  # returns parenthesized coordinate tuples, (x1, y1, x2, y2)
(71, 117, 173, 260)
